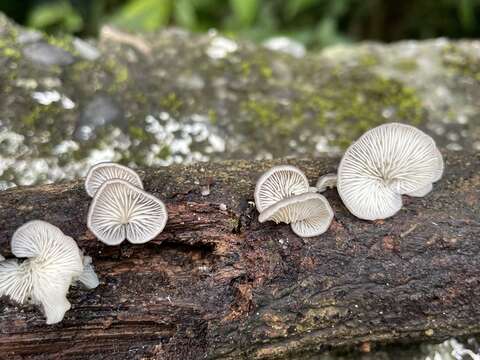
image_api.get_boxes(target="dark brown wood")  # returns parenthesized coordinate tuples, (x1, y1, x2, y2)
(0, 152, 479, 360)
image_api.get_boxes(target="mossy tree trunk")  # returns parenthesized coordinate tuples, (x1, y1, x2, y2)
(0, 152, 479, 359)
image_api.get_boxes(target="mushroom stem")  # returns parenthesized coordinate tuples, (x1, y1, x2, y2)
(315, 173, 338, 192)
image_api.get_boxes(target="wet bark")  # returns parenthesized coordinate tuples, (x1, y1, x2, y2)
(0, 151, 479, 360)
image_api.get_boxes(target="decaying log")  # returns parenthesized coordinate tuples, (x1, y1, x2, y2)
(0, 151, 479, 360)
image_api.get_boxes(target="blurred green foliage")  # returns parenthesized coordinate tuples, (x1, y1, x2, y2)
(2, 0, 480, 48)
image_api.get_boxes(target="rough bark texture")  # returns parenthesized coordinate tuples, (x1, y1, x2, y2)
(0, 151, 479, 359)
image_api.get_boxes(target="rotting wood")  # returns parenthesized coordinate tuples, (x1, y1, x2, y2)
(0, 152, 479, 360)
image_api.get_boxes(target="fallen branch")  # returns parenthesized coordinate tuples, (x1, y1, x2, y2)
(0, 152, 479, 359)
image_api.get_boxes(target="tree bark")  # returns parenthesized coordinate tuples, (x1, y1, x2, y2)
(0, 151, 479, 360)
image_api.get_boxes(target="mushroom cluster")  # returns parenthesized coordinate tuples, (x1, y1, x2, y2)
(316, 123, 444, 220)
(255, 165, 334, 237)
(0, 220, 99, 324)
(85, 162, 168, 245)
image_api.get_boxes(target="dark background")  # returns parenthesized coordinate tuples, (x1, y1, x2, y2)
(1, 0, 480, 48)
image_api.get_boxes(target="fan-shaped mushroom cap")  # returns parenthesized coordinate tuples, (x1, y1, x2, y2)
(258, 192, 334, 237)
(0, 254, 4, 261)
(254, 165, 310, 213)
(5, 220, 85, 324)
(0, 259, 32, 303)
(85, 162, 143, 197)
(87, 179, 168, 245)
(76, 256, 100, 289)
(337, 123, 444, 220)
(316, 173, 338, 192)
(407, 183, 433, 197)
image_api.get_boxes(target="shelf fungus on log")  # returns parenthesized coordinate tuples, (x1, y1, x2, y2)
(0, 152, 478, 359)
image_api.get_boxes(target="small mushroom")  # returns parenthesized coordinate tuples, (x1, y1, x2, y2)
(316, 173, 338, 192)
(75, 256, 100, 289)
(0, 254, 4, 261)
(87, 179, 168, 245)
(258, 192, 334, 237)
(0, 220, 98, 324)
(337, 123, 444, 220)
(85, 162, 143, 197)
(254, 165, 310, 213)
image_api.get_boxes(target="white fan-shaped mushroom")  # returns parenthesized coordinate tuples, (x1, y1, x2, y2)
(0, 254, 4, 261)
(0, 220, 98, 324)
(87, 179, 168, 245)
(337, 123, 444, 220)
(258, 192, 334, 237)
(254, 165, 310, 213)
(316, 173, 338, 192)
(12, 221, 83, 324)
(12, 221, 84, 276)
(85, 162, 143, 197)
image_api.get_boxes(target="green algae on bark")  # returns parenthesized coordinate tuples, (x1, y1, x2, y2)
(0, 14, 479, 189)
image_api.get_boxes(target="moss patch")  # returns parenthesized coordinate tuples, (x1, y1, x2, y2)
(237, 66, 423, 152)
(442, 44, 480, 80)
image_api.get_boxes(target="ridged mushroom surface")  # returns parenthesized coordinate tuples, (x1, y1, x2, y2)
(337, 123, 444, 220)
(85, 162, 143, 197)
(87, 179, 168, 245)
(259, 192, 334, 237)
(316, 173, 338, 192)
(0, 259, 31, 303)
(254, 165, 310, 213)
(0, 220, 88, 324)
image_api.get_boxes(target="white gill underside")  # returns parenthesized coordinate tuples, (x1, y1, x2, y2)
(85, 163, 143, 197)
(338, 123, 443, 220)
(260, 193, 334, 237)
(1, 220, 94, 324)
(88, 180, 167, 245)
(255, 166, 309, 212)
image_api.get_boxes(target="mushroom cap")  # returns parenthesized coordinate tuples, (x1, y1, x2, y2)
(316, 173, 338, 192)
(254, 165, 310, 213)
(12, 221, 84, 276)
(87, 179, 168, 245)
(9, 220, 84, 324)
(337, 123, 444, 220)
(432, 147, 444, 183)
(0, 259, 32, 303)
(258, 192, 334, 237)
(76, 256, 100, 289)
(85, 162, 143, 197)
(407, 183, 433, 197)
(32, 277, 72, 325)
(0, 254, 4, 261)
